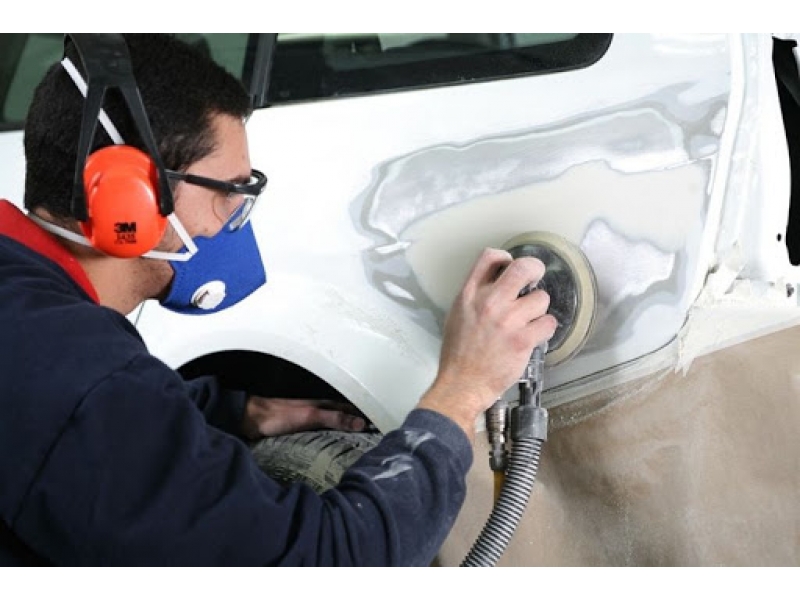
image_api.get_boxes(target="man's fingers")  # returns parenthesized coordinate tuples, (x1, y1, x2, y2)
(516, 288, 552, 325)
(527, 313, 559, 346)
(307, 402, 367, 431)
(493, 255, 546, 301)
(303, 405, 366, 432)
(506, 292, 557, 354)
(246, 396, 369, 438)
(463, 248, 514, 294)
(329, 411, 367, 432)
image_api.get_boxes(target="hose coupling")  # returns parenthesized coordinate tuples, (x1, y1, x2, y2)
(486, 399, 509, 472)
(510, 404, 548, 442)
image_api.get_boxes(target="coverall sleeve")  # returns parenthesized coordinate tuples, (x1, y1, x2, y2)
(183, 375, 248, 437)
(13, 355, 473, 566)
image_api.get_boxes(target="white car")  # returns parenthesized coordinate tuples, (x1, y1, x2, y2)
(2, 33, 800, 551)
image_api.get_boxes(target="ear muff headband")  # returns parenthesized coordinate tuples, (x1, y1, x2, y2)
(65, 33, 174, 257)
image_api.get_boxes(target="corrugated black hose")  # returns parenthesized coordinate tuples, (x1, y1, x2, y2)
(461, 344, 549, 567)
(460, 434, 544, 567)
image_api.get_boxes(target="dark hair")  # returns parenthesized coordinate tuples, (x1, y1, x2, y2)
(23, 33, 252, 219)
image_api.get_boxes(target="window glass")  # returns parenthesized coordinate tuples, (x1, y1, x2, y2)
(0, 34, 613, 130)
(0, 33, 253, 131)
(173, 33, 252, 81)
(0, 34, 63, 128)
(268, 33, 612, 104)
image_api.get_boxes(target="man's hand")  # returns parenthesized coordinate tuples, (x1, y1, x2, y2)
(241, 396, 367, 440)
(418, 248, 558, 440)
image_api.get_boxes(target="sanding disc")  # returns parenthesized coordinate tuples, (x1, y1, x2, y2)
(502, 231, 597, 366)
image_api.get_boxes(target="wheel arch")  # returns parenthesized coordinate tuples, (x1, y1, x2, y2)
(134, 280, 441, 433)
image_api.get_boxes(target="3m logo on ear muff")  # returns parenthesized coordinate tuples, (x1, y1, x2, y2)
(65, 34, 174, 259)
(79, 145, 168, 258)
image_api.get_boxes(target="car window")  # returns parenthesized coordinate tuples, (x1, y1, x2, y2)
(0, 33, 612, 130)
(268, 33, 612, 104)
(0, 33, 63, 129)
(0, 33, 255, 132)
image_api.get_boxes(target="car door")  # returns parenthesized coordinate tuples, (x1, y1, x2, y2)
(2, 34, 797, 432)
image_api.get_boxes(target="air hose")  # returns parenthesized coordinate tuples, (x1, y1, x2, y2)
(461, 346, 548, 567)
(460, 432, 545, 566)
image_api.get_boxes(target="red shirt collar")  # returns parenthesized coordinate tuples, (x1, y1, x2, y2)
(0, 200, 99, 303)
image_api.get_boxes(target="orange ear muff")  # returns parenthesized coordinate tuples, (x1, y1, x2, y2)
(79, 145, 168, 258)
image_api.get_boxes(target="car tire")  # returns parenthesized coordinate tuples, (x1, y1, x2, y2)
(250, 430, 382, 493)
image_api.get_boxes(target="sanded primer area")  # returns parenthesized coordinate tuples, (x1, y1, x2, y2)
(402, 162, 705, 391)
(357, 39, 731, 396)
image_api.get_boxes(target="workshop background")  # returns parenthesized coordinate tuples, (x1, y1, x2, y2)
(1, 33, 799, 566)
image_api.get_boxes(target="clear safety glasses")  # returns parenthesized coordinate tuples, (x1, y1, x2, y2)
(165, 168, 268, 230)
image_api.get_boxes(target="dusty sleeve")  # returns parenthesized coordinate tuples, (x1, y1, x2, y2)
(12, 355, 473, 566)
(182, 375, 248, 437)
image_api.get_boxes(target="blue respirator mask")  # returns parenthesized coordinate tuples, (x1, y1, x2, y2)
(158, 169, 268, 314)
(162, 217, 266, 314)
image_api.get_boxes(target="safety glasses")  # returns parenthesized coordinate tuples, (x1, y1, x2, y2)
(165, 168, 268, 230)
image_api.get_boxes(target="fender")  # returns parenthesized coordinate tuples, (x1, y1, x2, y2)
(134, 269, 442, 433)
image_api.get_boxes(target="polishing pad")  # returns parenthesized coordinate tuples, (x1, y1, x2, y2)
(502, 231, 598, 366)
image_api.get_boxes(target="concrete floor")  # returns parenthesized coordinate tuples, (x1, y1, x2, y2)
(436, 324, 800, 566)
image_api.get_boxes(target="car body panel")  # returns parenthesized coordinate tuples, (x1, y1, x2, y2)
(136, 33, 800, 425)
(3, 33, 800, 430)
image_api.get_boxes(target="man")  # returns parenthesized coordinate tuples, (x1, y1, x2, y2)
(0, 34, 556, 566)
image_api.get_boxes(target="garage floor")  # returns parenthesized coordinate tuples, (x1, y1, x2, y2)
(436, 324, 800, 566)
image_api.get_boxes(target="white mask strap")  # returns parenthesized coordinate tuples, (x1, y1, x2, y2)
(29, 212, 197, 262)
(142, 214, 198, 261)
(28, 213, 90, 246)
(28, 212, 197, 262)
(62, 57, 124, 145)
